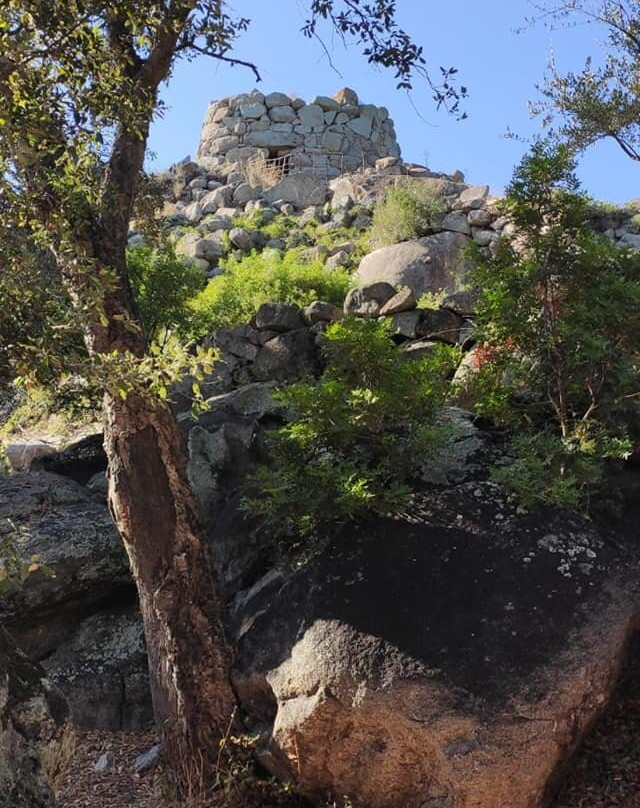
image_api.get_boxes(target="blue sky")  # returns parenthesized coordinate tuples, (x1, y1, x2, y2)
(147, 1, 636, 204)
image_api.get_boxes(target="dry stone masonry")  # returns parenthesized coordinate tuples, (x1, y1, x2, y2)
(196, 87, 401, 178)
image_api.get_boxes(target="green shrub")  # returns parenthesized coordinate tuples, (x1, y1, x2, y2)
(245, 317, 457, 543)
(490, 431, 605, 511)
(260, 216, 298, 241)
(186, 248, 351, 337)
(127, 244, 207, 344)
(467, 143, 640, 510)
(370, 180, 444, 248)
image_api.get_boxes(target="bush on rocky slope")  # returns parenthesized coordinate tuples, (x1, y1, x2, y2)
(246, 317, 458, 543)
(186, 249, 352, 337)
(369, 179, 444, 248)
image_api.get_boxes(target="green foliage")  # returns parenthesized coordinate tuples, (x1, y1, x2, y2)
(261, 216, 299, 242)
(532, 1, 640, 161)
(370, 180, 444, 248)
(94, 338, 217, 416)
(245, 317, 457, 542)
(468, 143, 640, 510)
(417, 289, 448, 309)
(490, 430, 627, 511)
(0, 247, 85, 388)
(186, 248, 351, 336)
(127, 244, 207, 344)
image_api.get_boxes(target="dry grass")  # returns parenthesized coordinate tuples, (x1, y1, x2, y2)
(241, 155, 286, 189)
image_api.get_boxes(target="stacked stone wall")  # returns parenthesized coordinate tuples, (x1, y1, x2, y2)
(196, 87, 401, 178)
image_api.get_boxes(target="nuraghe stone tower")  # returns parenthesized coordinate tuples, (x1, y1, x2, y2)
(196, 87, 401, 179)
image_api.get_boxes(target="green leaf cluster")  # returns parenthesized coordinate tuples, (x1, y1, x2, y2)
(186, 248, 351, 337)
(127, 243, 207, 345)
(533, 1, 640, 162)
(0, 233, 85, 387)
(245, 317, 457, 542)
(370, 179, 444, 248)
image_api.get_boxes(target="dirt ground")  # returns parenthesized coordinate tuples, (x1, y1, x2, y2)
(551, 637, 640, 808)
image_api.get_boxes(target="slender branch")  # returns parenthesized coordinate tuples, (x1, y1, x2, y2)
(310, 30, 343, 78)
(186, 44, 261, 81)
(612, 132, 640, 160)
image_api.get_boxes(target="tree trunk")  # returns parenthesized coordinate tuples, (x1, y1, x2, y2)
(103, 387, 237, 783)
(79, 233, 237, 788)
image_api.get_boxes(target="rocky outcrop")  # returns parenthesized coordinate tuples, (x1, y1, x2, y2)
(232, 470, 640, 808)
(356, 233, 472, 297)
(0, 473, 146, 729)
(0, 625, 68, 808)
(41, 609, 150, 731)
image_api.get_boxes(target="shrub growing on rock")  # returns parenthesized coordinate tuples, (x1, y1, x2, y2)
(246, 317, 457, 543)
(467, 143, 640, 510)
(127, 244, 207, 344)
(370, 179, 444, 248)
(186, 248, 351, 336)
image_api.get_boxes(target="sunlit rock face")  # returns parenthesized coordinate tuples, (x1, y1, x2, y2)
(232, 463, 640, 808)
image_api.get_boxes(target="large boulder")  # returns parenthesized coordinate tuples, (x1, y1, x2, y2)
(356, 232, 471, 297)
(251, 329, 321, 383)
(232, 473, 640, 808)
(343, 282, 397, 317)
(41, 433, 106, 484)
(0, 626, 68, 808)
(41, 609, 150, 731)
(0, 472, 128, 623)
(264, 174, 328, 209)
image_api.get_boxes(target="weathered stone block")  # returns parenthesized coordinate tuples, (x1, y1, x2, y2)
(298, 104, 325, 127)
(269, 105, 296, 123)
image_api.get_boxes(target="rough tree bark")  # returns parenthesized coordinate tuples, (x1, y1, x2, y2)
(64, 130, 238, 778)
(103, 388, 236, 772)
(44, 16, 241, 778)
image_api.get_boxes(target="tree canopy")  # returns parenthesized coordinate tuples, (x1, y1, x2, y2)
(531, 1, 640, 160)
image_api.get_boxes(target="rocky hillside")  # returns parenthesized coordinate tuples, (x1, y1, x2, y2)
(3, 91, 640, 808)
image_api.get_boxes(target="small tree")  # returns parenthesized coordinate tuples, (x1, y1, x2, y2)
(468, 143, 640, 508)
(127, 244, 206, 345)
